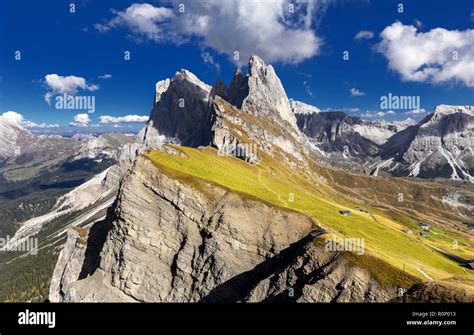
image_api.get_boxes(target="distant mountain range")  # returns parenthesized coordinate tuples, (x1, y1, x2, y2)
(0, 121, 133, 238)
(293, 102, 473, 182)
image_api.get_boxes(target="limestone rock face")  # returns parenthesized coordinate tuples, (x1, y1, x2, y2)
(124, 55, 309, 166)
(290, 100, 321, 116)
(141, 69, 214, 149)
(240, 55, 299, 134)
(209, 79, 229, 103)
(211, 98, 260, 164)
(50, 157, 397, 303)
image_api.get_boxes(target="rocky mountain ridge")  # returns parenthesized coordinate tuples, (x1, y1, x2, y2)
(380, 105, 473, 182)
(294, 102, 473, 183)
(48, 55, 474, 303)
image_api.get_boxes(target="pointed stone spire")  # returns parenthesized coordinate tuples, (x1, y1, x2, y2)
(242, 55, 299, 133)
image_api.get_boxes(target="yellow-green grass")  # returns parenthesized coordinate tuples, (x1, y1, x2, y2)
(145, 147, 474, 283)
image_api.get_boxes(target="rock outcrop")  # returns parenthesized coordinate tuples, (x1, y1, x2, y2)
(50, 156, 397, 302)
(290, 100, 321, 116)
(126, 55, 308, 165)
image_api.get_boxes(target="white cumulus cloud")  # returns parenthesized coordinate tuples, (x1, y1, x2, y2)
(99, 115, 149, 124)
(376, 22, 474, 87)
(44, 74, 99, 104)
(70, 113, 91, 127)
(95, 1, 328, 64)
(99, 74, 112, 79)
(1, 111, 23, 124)
(95, 3, 175, 39)
(0, 111, 59, 128)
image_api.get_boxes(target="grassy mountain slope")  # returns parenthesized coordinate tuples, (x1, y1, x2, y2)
(146, 146, 474, 285)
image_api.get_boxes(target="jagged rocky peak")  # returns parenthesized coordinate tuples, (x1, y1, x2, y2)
(296, 111, 382, 156)
(215, 55, 299, 133)
(241, 55, 299, 132)
(153, 69, 212, 104)
(172, 69, 212, 92)
(420, 104, 473, 129)
(138, 54, 304, 160)
(141, 68, 214, 148)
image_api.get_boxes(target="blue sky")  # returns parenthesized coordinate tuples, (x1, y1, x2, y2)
(0, 0, 473, 133)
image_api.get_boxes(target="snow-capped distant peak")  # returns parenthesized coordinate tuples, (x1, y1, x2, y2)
(433, 105, 474, 117)
(290, 100, 321, 115)
(392, 118, 417, 130)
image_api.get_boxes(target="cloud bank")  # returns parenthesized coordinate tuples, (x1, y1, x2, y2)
(99, 115, 149, 124)
(95, 1, 329, 64)
(376, 22, 474, 87)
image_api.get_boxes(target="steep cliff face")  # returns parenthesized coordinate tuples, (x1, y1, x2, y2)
(239, 56, 299, 135)
(143, 70, 214, 148)
(50, 156, 397, 302)
(209, 56, 306, 163)
(211, 96, 306, 165)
